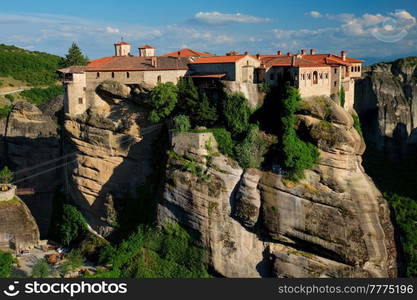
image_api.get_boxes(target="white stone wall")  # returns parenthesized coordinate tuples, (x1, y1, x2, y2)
(235, 56, 261, 83)
(297, 66, 331, 98)
(65, 73, 87, 116)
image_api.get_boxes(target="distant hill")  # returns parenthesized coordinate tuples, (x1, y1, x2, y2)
(0, 44, 62, 86)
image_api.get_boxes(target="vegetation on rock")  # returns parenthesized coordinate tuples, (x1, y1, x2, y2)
(21, 85, 64, 106)
(0, 166, 13, 184)
(0, 250, 16, 277)
(149, 82, 178, 123)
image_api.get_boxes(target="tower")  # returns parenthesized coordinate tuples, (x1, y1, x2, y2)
(114, 40, 131, 56)
(138, 45, 155, 57)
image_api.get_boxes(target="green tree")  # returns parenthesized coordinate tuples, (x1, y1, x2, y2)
(58, 204, 88, 246)
(193, 94, 218, 126)
(234, 125, 269, 169)
(177, 77, 198, 115)
(280, 85, 320, 180)
(61, 42, 89, 67)
(173, 115, 190, 133)
(0, 166, 13, 184)
(149, 82, 178, 123)
(339, 87, 345, 107)
(31, 259, 51, 278)
(59, 250, 84, 275)
(222, 92, 252, 137)
(0, 250, 16, 278)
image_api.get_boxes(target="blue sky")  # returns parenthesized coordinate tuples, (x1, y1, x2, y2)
(1, 0, 417, 61)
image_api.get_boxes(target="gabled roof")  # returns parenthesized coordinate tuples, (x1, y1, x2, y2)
(161, 48, 214, 58)
(191, 55, 252, 64)
(138, 45, 155, 49)
(114, 41, 130, 45)
(85, 56, 190, 71)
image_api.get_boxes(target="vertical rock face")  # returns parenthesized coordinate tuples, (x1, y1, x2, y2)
(63, 82, 162, 236)
(0, 101, 61, 235)
(158, 96, 398, 278)
(355, 58, 417, 155)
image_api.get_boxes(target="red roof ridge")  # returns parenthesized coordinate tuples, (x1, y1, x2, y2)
(139, 45, 155, 49)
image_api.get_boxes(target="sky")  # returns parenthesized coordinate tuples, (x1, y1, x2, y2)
(1, 0, 417, 62)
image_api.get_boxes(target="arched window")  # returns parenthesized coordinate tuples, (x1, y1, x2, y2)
(111, 72, 115, 78)
(358, 66, 361, 72)
(96, 72, 100, 79)
(126, 72, 130, 78)
(307, 73, 311, 80)
(157, 75, 162, 83)
(312, 71, 318, 84)
(325, 73, 328, 79)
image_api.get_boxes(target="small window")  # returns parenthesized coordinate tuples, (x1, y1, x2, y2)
(351, 67, 354, 72)
(157, 75, 162, 83)
(96, 72, 100, 78)
(126, 72, 130, 78)
(312, 71, 318, 84)
(307, 73, 311, 80)
(334, 68, 337, 74)
(319, 73, 323, 79)
(83, 87, 86, 91)
(78, 97, 83, 104)
(325, 73, 328, 79)
(334, 81, 337, 87)
(111, 72, 115, 78)
(358, 66, 361, 72)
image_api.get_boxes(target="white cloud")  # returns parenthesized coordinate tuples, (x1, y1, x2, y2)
(308, 11, 322, 18)
(194, 11, 271, 25)
(105, 26, 120, 34)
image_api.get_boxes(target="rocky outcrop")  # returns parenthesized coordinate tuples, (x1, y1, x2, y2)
(63, 82, 162, 236)
(158, 96, 397, 278)
(222, 81, 265, 108)
(0, 197, 40, 250)
(355, 57, 417, 155)
(0, 101, 61, 235)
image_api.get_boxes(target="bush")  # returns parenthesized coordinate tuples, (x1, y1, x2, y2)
(173, 115, 190, 133)
(352, 114, 363, 136)
(57, 204, 88, 246)
(385, 193, 417, 277)
(339, 87, 345, 107)
(0, 166, 13, 184)
(59, 250, 84, 275)
(20, 85, 64, 106)
(280, 85, 320, 180)
(149, 82, 178, 123)
(0, 250, 16, 278)
(31, 259, 51, 278)
(234, 125, 269, 169)
(4, 94, 14, 102)
(192, 128, 235, 158)
(0, 105, 12, 120)
(94, 224, 210, 278)
(222, 92, 252, 137)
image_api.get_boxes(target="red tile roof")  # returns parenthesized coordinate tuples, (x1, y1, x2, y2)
(191, 55, 249, 64)
(85, 56, 190, 71)
(138, 45, 155, 49)
(161, 48, 214, 58)
(114, 41, 130, 45)
(263, 56, 329, 68)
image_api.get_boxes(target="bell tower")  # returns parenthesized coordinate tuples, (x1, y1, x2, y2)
(114, 38, 131, 56)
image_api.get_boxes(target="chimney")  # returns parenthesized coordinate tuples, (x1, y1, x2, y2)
(178, 51, 181, 56)
(244, 51, 249, 55)
(256, 54, 260, 60)
(300, 49, 306, 55)
(151, 56, 157, 68)
(287, 52, 292, 56)
(341, 50, 346, 61)
(310, 49, 315, 55)
(291, 55, 296, 66)
(277, 50, 282, 55)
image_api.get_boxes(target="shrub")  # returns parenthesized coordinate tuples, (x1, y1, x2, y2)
(59, 250, 84, 275)
(173, 115, 190, 133)
(149, 82, 178, 123)
(352, 114, 363, 136)
(0, 80, 3, 87)
(234, 125, 269, 169)
(0, 166, 13, 184)
(385, 193, 417, 277)
(20, 85, 64, 106)
(339, 87, 345, 107)
(31, 259, 51, 278)
(176, 77, 198, 116)
(0, 250, 16, 277)
(192, 128, 235, 158)
(58, 204, 88, 246)
(0, 105, 12, 120)
(192, 93, 218, 126)
(94, 224, 210, 278)
(280, 85, 320, 180)
(4, 94, 14, 102)
(222, 92, 252, 137)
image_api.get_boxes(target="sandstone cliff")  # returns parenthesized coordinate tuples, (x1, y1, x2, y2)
(63, 81, 163, 236)
(158, 96, 398, 278)
(0, 100, 61, 235)
(355, 57, 417, 155)
(0, 197, 40, 250)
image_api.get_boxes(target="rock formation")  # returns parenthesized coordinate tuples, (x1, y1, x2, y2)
(63, 82, 162, 236)
(0, 101, 60, 235)
(355, 57, 417, 155)
(158, 96, 398, 278)
(0, 197, 40, 250)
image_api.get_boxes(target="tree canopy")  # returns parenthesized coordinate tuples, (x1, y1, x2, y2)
(149, 82, 179, 123)
(61, 42, 89, 67)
